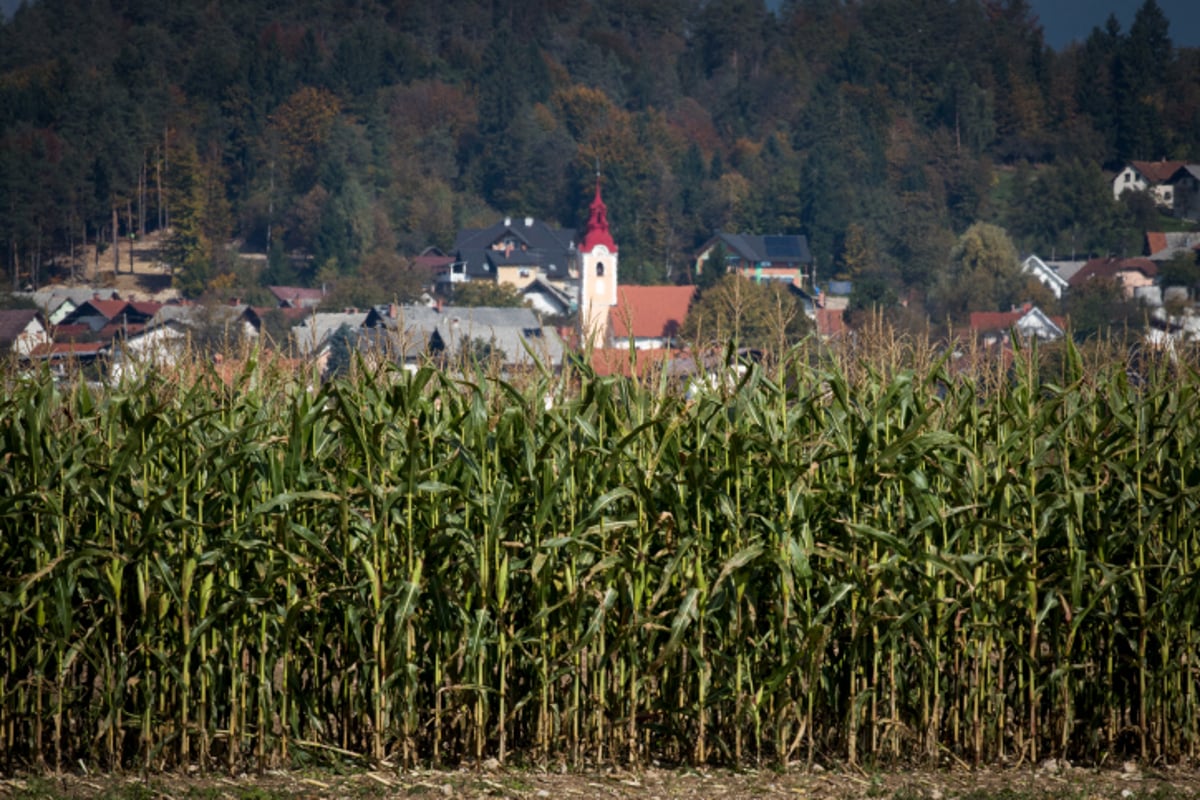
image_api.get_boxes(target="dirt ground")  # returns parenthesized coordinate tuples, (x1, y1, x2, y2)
(68, 229, 179, 302)
(2, 762, 1199, 800)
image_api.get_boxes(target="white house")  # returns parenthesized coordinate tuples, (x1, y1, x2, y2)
(0, 309, 50, 357)
(969, 305, 1065, 345)
(1112, 160, 1186, 206)
(1021, 255, 1070, 300)
(109, 305, 261, 382)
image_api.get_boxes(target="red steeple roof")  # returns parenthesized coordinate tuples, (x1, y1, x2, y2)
(581, 178, 616, 253)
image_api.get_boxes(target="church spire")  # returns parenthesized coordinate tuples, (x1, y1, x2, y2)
(581, 174, 616, 252)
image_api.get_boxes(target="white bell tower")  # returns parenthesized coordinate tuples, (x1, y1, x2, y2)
(579, 175, 618, 347)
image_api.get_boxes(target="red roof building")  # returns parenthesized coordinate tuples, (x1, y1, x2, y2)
(1069, 257, 1157, 298)
(968, 304, 1066, 343)
(608, 285, 696, 348)
(268, 285, 325, 308)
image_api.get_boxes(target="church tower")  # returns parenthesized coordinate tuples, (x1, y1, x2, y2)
(578, 176, 618, 347)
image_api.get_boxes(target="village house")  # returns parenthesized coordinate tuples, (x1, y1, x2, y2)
(1146, 231, 1200, 261)
(1021, 255, 1070, 300)
(268, 285, 325, 309)
(109, 304, 262, 381)
(56, 298, 163, 337)
(15, 287, 121, 325)
(1112, 160, 1187, 207)
(446, 217, 578, 293)
(607, 285, 696, 350)
(1169, 165, 1200, 220)
(1068, 257, 1159, 303)
(694, 232, 814, 285)
(441, 180, 622, 345)
(969, 304, 1066, 346)
(0, 309, 50, 357)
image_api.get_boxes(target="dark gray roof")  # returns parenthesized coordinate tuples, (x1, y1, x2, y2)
(380, 304, 565, 366)
(454, 218, 577, 280)
(291, 312, 369, 355)
(711, 232, 813, 266)
(0, 309, 41, 347)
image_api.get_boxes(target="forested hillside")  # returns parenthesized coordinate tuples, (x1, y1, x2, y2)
(1, 0, 1196, 316)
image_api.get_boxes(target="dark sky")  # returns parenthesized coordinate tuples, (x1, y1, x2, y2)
(1029, 0, 1200, 49)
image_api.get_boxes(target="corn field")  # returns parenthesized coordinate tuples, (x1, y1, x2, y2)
(2, 341, 1200, 773)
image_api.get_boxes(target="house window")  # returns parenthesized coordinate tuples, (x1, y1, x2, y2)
(596, 262, 605, 277)
(1125, 173, 1132, 183)
(519, 269, 530, 278)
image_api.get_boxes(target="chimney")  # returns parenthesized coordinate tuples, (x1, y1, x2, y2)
(525, 217, 533, 227)
(390, 303, 398, 319)
(435, 298, 443, 313)
(504, 216, 512, 226)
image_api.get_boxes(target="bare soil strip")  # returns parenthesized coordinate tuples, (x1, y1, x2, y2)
(3, 764, 1199, 800)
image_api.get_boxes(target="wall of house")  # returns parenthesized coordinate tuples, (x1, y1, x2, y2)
(1173, 173, 1200, 220)
(612, 336, 672, 351)
(496, 265, 539, 290)
(733, 265, 803, 283)
(1113, 167, 1148, 200)
(1118, 270, 1156, 297)
(13, 321, 50, 356)
(1024, 263, 1066, 299)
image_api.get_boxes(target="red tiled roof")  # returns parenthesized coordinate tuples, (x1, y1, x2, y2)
(30, 341, 105, 357)
(969, 310, 1023, 332)
(608, 285, 696, 341)
(52, 323, 92, 341)
(1146, 232, 1169, 256)
(969, 306, 1066, 333)
(1069, 257, 1157, 286)
(98, 321, 147, 340)
(1132, 160, 1186, 184)
(414, 254, 455, 271)
(128, 301, 164, 317)
(87, 299, 130, 319)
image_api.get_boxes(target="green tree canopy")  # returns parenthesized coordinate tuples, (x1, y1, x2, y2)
(929, 222, 1027, 323)
(449, 281, 525, 308)
(1066, 278, 1147, 341)
(681, 274, 811, 353)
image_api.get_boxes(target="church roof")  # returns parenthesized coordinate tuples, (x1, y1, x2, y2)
(581, 180, 616, 253)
